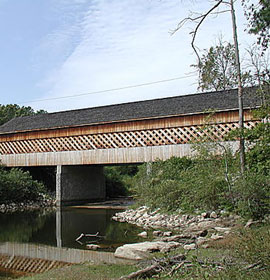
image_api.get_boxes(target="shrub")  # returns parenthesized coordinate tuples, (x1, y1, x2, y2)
(104, 165, 138, 197)
(0, 167, 46, 203)
(131, 145, 270, 218)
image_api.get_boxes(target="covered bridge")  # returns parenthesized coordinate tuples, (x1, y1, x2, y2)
(0, 88, 260, 205)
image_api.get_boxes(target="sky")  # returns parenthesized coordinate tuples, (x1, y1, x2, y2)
(0, 0, 258, 112)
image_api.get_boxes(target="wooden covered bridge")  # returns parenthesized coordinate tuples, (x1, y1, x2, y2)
(0, 88, 260, 205)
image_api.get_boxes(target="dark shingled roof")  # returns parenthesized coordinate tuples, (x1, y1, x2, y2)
(0, 88, 260, 134)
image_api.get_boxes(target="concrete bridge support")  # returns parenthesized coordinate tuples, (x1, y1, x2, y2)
(56, 165, 105, 206)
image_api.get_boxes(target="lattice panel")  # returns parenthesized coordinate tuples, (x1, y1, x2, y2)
(0, 120, 260, 155)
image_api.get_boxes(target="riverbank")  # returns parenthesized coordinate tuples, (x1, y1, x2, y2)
(0, 196, 55, 213)
(1, 203, 268, 279)
(17, 212, 269, 280)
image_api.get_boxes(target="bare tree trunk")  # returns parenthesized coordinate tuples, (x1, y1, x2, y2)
(230, 0, 245, 174)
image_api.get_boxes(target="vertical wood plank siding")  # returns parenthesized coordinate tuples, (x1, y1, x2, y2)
(0, 110, 258, 155)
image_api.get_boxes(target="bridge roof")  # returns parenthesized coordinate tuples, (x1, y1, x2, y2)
(0, 88, 259, 134)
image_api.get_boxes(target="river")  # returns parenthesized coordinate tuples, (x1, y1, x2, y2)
(0, 206, 142, 278)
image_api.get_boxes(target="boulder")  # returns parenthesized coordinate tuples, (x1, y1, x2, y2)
(138, 231, 148, 238)
(114, 241, 180, 260)
(183, 243, 196, 250)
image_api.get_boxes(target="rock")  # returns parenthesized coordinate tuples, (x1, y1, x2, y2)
(163, 231, 172, 237)
(201, 212, 209, 218)
(86, 244, 100, 250)
(214, 227, 231, 234)
(196, 237, 208, 247)
(197, 220, 217, 230)
(210, 211, 218, 219)
(160, 234, 193, 242)
(195, 229, 208, 237)
(210, 234, 224, 241)
(183, 243, 196, 250)
(153, 230, 162, 237)
(114, 241, 181, 260)
(138, 231, 148, 238)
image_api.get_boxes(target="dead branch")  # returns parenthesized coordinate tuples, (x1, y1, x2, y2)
(244, 261, 262, 270)
(166, 261, 185, 277)
(75, 232, 101, 242)
(171, 0, 223, 64)
(120, 254, 186, 279)
(119, 264, 161, 279)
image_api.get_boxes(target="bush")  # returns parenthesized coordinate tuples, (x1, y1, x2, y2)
(0, 167, 47, 203)
(104, 165, 138, 197)
(131, 146, 270, 218)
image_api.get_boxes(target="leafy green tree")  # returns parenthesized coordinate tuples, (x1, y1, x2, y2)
(0, 104, 46, 126)
(243, 0, 270, 50)
(0, 167, 47, 203)
(194, 40, 252, 91)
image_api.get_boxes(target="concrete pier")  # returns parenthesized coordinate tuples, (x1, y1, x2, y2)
(56, 165, 105, 206)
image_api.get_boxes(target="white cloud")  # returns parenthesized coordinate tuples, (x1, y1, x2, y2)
(32, 0, 256, 112)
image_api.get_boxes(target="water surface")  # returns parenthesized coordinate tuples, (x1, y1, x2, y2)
(0, 207, 142, 278)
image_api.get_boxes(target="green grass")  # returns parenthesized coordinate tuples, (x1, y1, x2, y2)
(20, 263, 138, 280)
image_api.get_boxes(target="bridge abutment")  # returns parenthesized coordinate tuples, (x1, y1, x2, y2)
(56, 165, 105, 206)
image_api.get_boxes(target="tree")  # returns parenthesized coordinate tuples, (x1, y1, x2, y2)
(0, 104, 46, 126)
(242, 0, 270, 50)
(194, 39, 252, 92)
(173, 0, 246, 173)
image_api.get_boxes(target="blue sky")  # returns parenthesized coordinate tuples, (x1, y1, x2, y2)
(0, 0, 257, 112)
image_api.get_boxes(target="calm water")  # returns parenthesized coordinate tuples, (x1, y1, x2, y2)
(0, 207, 143, 249)
(0, 207, 143, 278)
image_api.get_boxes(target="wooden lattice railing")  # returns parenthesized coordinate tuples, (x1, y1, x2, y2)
(0, 120, 259, 155)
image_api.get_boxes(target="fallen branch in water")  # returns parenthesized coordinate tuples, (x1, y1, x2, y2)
(75, 232, 102, 242)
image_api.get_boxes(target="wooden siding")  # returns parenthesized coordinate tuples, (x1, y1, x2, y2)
(0, 109, 259, 166)
(0, 142, 240, 167)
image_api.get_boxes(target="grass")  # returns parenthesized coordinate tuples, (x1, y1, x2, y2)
(13, 224, 270, 280)
(20, 263, 138, 280)
(148, 223, 270, 280)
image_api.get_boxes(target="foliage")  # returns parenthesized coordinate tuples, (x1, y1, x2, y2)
(0, 167, 47, 203)
(152, 224, 270, 279)
(104, 165, 138, 197)
(0, 104, 46, 126)
(194, 40, 252, 92)
(131, 138, 270, 218)
(243, 0, 270, 50)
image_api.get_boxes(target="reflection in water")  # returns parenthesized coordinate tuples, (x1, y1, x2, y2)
(0, 207, 141, 276)
(0, 211, 48, 243)
(0, 208, 142, 249)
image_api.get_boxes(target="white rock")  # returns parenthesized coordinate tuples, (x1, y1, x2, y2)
(210, 211, 218, 219)
(114, 241, 181, 260)
(138, 231, 148, 238)
(211, 234, 224, 241)
(86, 244, 100, 250)
(214, 227, 231, 233)
(184, 243, 196, 250)
(196, 237, 208, 246)
(153, 230, 162, 237)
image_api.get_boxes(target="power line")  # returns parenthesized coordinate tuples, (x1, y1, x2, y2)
(19, 74, 196, 105)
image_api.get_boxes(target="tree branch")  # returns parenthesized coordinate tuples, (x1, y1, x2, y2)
(171, 1, 223, 64)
